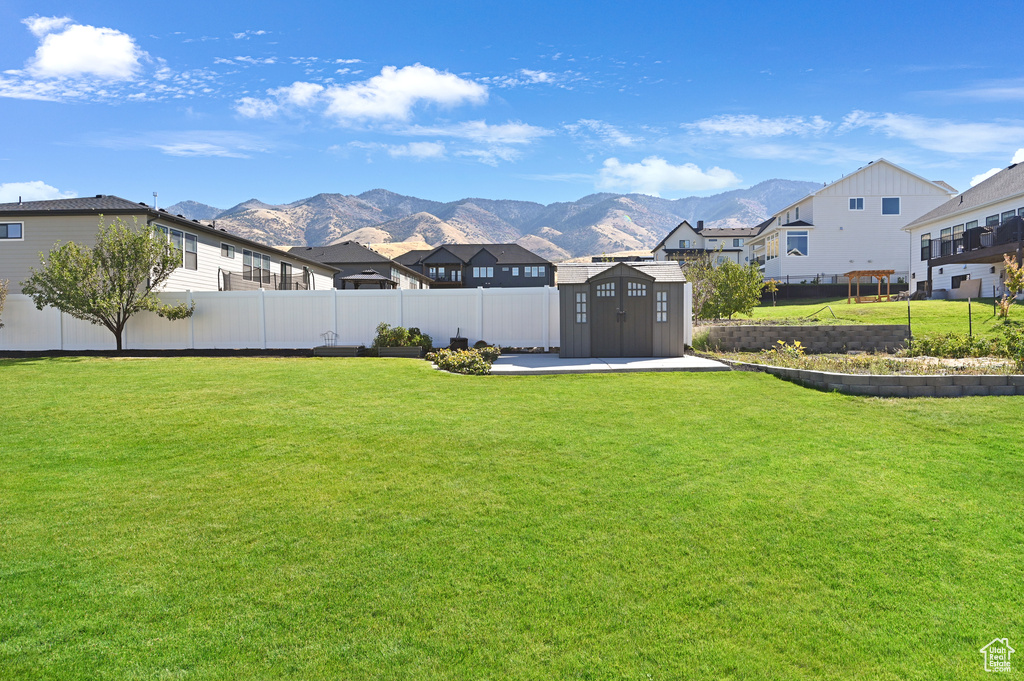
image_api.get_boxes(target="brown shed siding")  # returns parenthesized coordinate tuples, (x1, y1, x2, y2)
(558, 283, 591, 358)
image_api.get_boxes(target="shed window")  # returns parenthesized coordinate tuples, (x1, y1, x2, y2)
(627, 281, 647, 296)
(0, 222, 23, 239)
(656, 291, 667, 322)
(596, 282, 615, 297)
(575, 292, 587, 323)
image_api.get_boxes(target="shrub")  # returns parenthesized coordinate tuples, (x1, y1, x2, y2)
(372, 323, 432, 350)
(477, 345, 501, 363)
(426, 348, 495, 375)
(0, 278, 7, 330)
(1003, 324, 1024, 372)
(906, 333, 1003, 359)
(473, 339, 489, 349)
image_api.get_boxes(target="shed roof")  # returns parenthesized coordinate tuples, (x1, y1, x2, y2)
(556, 262, 686, 285)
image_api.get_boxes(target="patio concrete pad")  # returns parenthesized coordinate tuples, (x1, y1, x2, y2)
(489, 353, 730, 375)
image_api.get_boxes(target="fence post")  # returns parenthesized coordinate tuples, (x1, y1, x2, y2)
(188, 290, 195, 349)
(59, 308, 64, 351)
(477, 287, 484, 343)
(542, 286, 550, 351)
(259, 288, 267, 349)
(332, 289, 339, 336)
(397, 287, 404, 327)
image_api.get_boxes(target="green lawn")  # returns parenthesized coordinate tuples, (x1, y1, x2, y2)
(1, 358, 1021, 680)
(747, 297, 1008, 340)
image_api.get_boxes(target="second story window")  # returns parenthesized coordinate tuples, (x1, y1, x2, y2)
(243, 249, 271, 283)
(920, 233, 931, 261)
(0, 222, 24, 240)
(733, 238, 743, 248)
(786, 230, 808, 257)
(849, 198, 864, 210)
(882, 197, 900, 215)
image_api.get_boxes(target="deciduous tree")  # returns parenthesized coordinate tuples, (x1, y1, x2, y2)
(21, 216, 194, 351)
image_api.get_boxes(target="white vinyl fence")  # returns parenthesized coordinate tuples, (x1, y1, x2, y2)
(0, 287, 562, 351)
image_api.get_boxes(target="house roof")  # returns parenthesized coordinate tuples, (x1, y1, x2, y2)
(0, 194, 337, 272)
(903, 163, 1024, 231)
(700, 226, 762, 238)
(556, 262, 686, 285)
(652, 220, 698, 252)
(292, 241, 430, 282)
(750, 216, 778, 236)
(772, 158, 955, 218)
(394, 243, 551, 266)
(340, 269, 392, 281)
(779, 220, 813, 227)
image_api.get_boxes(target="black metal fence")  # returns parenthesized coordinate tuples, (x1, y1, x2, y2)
(761, 281, 909, 302)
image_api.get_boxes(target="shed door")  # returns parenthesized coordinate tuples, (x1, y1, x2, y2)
(590, 276, 653, 357)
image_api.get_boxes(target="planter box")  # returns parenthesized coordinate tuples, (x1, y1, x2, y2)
(378, 346, 424, 358)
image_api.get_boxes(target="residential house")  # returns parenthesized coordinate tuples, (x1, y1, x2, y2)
(394, 244, 554, 288)
(291, 241, 431, 289)
(651, 220, 759, 265)
(745, 159, 957, 282)
(0, 195, 337, 293)
(904, 162, 1024, 298)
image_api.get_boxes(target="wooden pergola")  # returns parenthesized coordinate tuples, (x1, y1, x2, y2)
(845, 269, 894, 304)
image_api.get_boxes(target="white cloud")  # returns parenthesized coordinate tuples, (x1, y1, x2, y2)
(839, 110, 1024, 154)
(154, 142, 250, 158)
(519, 69, 554, 84)
(387, 142, 446, 159)
(335, 58, 362, 64)
(1013, 148, 1024, 164)
(565, 119, 640, 146)
(233, 30, 268, 40)
(24, 19, 146, 80)
(397, 120, 550, 145)
(22, 16, 72, 37)
(970, 168, 1001, 187)
(234, 96, 280, 118)
(455, 147, 522, 166)
(270, 81, 324, 107)
(597, 157, 741, 196)
(685, 114, 832, 137)
(0, 181, 76, 202)
(323, 64, 487, 121)
(234, 80, 324, 118)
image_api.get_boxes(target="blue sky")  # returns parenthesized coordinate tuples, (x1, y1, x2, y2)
(3, 0, 1024, 209)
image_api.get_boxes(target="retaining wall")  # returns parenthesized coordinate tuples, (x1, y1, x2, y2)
(731, 361, 1024, 397)
(707, 324, 908, 353)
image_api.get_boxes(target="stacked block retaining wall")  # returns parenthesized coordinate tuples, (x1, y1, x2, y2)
(707, 324, 908, 353)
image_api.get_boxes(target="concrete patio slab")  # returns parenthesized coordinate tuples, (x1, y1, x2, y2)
(489, 353, 730, 375)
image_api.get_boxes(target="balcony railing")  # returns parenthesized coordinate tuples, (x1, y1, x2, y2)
(924, 216, 1023, 262)
(221, 271, 311, 291)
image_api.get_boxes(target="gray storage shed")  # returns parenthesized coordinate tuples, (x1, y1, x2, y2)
(557, 262, 691, 358)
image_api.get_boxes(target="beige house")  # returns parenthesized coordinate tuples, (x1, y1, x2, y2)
(651, 219, 760, 265)
(0, 195, 337, 293)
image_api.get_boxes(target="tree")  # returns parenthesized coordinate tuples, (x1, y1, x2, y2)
(21, 216, 194, 351)
(998, 253, 1024, 318)
(0, 278, 7, 330)
(677, 252, 717, 320)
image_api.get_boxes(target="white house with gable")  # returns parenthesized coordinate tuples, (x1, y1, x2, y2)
(746, 159, 957, 282)
(652, 219, 763, 265)
(904, 162, 1024, 299)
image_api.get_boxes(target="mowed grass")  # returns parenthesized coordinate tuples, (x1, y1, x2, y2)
(749, 297, 1007, 340)
(1, 357, 1021, 680)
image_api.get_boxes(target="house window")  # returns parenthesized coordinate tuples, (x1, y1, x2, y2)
(242, 249, 271, 283)
(472, 266, 494, 278)
(596, 282, 615, 297)
(794, 207, 800, 221)
(221, 243, 235, 258)
(1002, 210, 1015, 223)
(849, 198, 864, 210)
(786, 212, 790, 223)
(716, 255, 727, 265)
(986, 215, 999, 227)
(391, 267, 401, 283)
(525, 266, 545, 277)
(512, 267, 520, 276)
(184, 234, 197, 270)
(939, 227, 952, 257)
(965, 220, 978, 231)
(733, 238, 743, 247)
(627, 281, 647, 296)
(452, 269, 461, 282)
(678, 239, 691, 249)
(951, 274, 970, 289)
(881, 198, 900, 215)
(952, 224, 964, 253)
(786, 231, 808, 256)
(575, 292, 587, 323)
(920, 233, 931, 261)
(656, 291, 667, 322)
(281, 262, 293, 288)
(766, 233, 779, 261)
(165, 228, 198, 270)
(0, 222, 24, 240)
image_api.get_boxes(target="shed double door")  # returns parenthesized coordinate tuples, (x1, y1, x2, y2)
(591, 276, 653, 357)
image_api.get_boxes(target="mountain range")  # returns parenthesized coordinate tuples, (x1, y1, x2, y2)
(166, 179, 821, 261)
